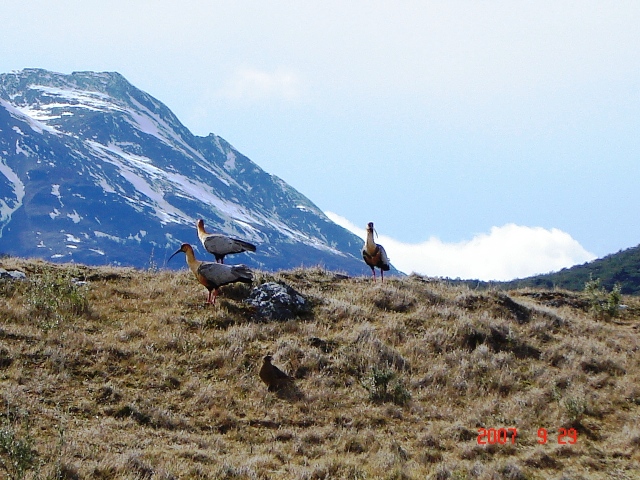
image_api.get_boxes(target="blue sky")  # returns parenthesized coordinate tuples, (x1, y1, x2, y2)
(2, 1, 639, 280)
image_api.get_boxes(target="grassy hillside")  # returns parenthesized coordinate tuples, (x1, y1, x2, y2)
(1, 257, 639, 479)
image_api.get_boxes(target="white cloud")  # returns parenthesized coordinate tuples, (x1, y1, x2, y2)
(220, 67, 303, 103)
(326, 212, 596, 281)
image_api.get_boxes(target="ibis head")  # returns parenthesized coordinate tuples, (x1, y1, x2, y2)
(168, 243, 191, 262)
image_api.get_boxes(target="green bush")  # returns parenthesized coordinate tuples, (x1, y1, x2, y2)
(25, 269, 89, 331)
(562, 395, 587, 423)
(362, 367, 411, 406)
(0, 412, 38, 480)
(584, 276, 622, 319)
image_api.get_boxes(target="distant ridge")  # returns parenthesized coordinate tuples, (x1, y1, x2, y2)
(453, 244, 640, 295)
(505, 243, 640, 294)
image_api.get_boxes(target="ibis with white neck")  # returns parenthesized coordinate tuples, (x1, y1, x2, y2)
(362, 222, 390, 282)
(196, 219, 257, 264)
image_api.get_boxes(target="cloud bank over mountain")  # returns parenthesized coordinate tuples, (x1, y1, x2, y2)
(327, 212, 596, 281)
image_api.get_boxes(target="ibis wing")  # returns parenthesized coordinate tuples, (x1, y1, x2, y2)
(377, 244, 391, 271)
(197, 262, 253, 287)
(204, 235, 256, 255)
(203, 235, 234, 255)
(197, 262, 232, 287)
(230, 264, 254, 282)
(238, 239, 257, 252)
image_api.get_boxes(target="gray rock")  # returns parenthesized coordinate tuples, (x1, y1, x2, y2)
(0, 268, 26, 280)
(246, 282, 308, 321)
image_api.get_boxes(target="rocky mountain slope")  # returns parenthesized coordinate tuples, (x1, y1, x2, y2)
(0, 68, 372, 273)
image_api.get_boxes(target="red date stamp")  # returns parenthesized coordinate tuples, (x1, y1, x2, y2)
(477, 428, 517, 445)
(538, 427, 578, 444)
(477, 428, 578, 445)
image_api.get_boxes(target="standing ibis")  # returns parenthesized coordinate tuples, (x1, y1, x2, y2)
(259, 355, 293, 392)
(169, 243, 253, 305)
(196, 219, 256, 264)
(362, 222, 390, 282)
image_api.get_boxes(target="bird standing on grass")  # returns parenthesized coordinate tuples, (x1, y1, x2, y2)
(196, 219, 256, 264)
(362, 222, 390, 282)
(259, 355, 293, 392)
(168, 243, 253, 305)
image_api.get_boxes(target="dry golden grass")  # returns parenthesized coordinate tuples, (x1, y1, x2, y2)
(1, 257, 639, 479)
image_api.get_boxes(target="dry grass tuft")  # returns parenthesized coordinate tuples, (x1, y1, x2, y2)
(1, 257, 639, 478)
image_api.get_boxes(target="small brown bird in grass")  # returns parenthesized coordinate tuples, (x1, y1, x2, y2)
(168, 243, 253, 305)
(362, 222, 390, 282)
(259, 355, 293, 392)
(197, 219, 257, 264)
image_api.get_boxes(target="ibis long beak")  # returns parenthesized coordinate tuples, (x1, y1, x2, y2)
(168, 249, 182, 263)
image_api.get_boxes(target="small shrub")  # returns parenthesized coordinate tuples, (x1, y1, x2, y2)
(0, 278, 21, 298)
(606, 284, 623, 316)
(366, 367, 394, 400)
(147, 247, 159, 273)
(390, 382, 412, 406)
(584, 276, 621, 318)
(562, 395, 587, 423)
(362, 367, 411, 406)
(0, 412, 39, 480)
(25, 269, 90, 330)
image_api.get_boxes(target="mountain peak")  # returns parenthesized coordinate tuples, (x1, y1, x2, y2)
(2, 69, 130, 100)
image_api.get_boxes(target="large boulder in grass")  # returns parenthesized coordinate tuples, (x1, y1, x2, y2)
(246, 282, 309, 321)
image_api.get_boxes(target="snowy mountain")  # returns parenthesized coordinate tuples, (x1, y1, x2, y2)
(0, 68, 372, 273)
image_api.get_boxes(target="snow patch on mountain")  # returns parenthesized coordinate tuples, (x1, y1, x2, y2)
(29, 85, 120, 113)
(1, 98, 59, 135)
(0, 157, 25, 232)
(66, 234, 81, 243)
(67, 211, 82, 223)
(94, 231, 126, 244)
(51, 184, 63, 205)
(86, 140, 262, 229)
(87, 140, 190, 224)
(224, 151, 237, 171)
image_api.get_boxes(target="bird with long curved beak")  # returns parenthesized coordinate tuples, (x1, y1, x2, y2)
(196, 219, 256, 264)
(362, 222, 390, 282)
(168, 243, 253, 304)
